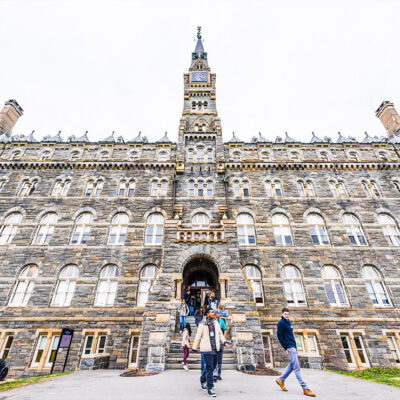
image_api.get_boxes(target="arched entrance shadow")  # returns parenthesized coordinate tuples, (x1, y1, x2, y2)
(182, 257, 220, 301)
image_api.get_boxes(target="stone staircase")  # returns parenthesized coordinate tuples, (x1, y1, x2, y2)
(166, 316, 237, 370)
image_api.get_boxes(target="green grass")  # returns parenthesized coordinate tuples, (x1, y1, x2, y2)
(0, 371, 72, 392)
(331, 367, 400, 389)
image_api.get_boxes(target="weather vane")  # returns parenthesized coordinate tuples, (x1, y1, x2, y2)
(197, 26, 202, 40)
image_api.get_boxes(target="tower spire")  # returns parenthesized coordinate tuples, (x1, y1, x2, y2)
(191, 26, 208, 67)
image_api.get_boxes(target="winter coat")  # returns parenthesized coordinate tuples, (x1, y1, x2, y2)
(194, 309, 204, 326)
(178, 303, 189, 317)
(182, 328, 190, 347)
(192, 319, 225, 353)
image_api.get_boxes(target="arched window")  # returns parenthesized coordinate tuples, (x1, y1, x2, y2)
(137, 265, 157, 306)
(307, 214, 329, 245)
(158, 151, 168, 161)
(329, 180, 348, 198)
(0, 177, 8, 191)
(150, 180, 167, 197)
(99, 150, 110, 161)
(232, 152, 241, 162)
(71, 212, 93, 245)
(265, 180, 282, 197)
(188, 150, 194, 163)
(392, 180, 400, 194)
(9, 265, 38, 307)
(70, 151, 79, 161)
(32, 213, 58, 245)
(244, 266, 264, 305)
(18, 179, 38, 197)
(85, 180, 103, 197)
(196, 147, 204, 163)
(40, 151, 51, 161)
(243, 181, 250, 197)
(362, 266, 390, 306)
(0, 212, 23, 245)
(281, 266, 306, 306)
(11, 150, 22, 160)
(151, 181, 158, 197)
(145, 213, 164, 245)
(298, 180, 316, 197)
(204, 101, 208, 110)
(51, 179, 70, 197)
(378, 151, 388, 161)
(188, 181, 195, 197)
(322, 266, 348, 306)
(197, 180, 204, 197)
(206, 181, 213, 197)
(362, 180, 381, 198)
(236, 213, 256, 245)
(160, 180, 167, 196)
(348, 151, 359, 162)
(108, 213, 129, 245)
(129, 151, 140, 161)
(342, 214, 367, 245)
(94, 265, 119, 306)
(192, 213, 210, 227)
(192, 101, 196, 110)
(118, 180, 135, 197)
(261, 152, 270, 161)
(51, 265, 79, 307)
(290, 151, 300, 161)
(320, 151, 329, 161)
(378, 214, 400, 246)
(272, 214, 292, 245)
(233, 181, 240, 197)
(207, 149, 213, 162)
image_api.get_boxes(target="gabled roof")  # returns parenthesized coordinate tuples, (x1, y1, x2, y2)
(130, 131, 148, 143)
(42, 131, 63, 142)
(156, 132, 172, 143)
(228, 132, 244, 143)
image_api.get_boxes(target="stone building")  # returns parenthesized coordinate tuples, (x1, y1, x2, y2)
(1, 29, 400, 377)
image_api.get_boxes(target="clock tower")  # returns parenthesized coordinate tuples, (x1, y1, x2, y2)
(176, 27, 224, 170)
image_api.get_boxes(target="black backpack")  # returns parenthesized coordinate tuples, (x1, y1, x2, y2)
(0, 359, 8, 381)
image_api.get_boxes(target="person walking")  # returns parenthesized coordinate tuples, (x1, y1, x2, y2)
(195, 292, 202, 312)
(194, 306, 204, 326)
(189, 296, 195, 316)
(276, 308, 316, 397)
(182, 322, 192, 370)
(192, 307, 229, 397)
(213, 311, 227, 381)
(178, 299, 189, 333)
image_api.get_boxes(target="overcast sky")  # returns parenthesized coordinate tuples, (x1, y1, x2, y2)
(1, 0, 400, 143)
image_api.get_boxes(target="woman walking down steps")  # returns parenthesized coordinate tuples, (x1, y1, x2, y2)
(182, 322, 192, 370)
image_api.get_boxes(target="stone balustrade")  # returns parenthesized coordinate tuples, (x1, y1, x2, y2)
(176, 229, 225, 243)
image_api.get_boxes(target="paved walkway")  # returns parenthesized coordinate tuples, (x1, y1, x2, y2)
(2, 369, 399, 400)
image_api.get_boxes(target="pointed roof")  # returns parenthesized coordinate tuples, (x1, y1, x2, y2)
(156, 132, 172, 143)
(284, 132, 296, 143)
(257, 132, 272, 143)
(76, 131, 90, 142)
(310, 132, 323, 143)
(101, 132, 115, 143)
(228, 132, 243, 143)
(130, 131, 148, 143)
(191, 26, 208, 67)
(42, 131, 63, 142)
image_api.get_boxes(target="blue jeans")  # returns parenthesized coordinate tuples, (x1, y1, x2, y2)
(213, 348, 223, 378)
(201, 352, 205, 374)
(179, 316, 186, 331)
(279, 347, 308, 389)
(200, 352, 217, 390)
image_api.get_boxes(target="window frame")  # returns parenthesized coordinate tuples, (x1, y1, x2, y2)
(51, 265, 79, 307)
(236, 213, 256, 246)
(272, 213, 293, 246)
(244, 265, 264, 305)
(281, 266, 307, 306)
(137, 265, 157, 307)
(145, 213, 164, 246)
(94, 265, 120, 307)
(32, 212, 58, 245)
(342, 214, 367, 246)
(322, 266, 348, 306)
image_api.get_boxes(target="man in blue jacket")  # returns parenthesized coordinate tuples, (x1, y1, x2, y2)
(276, 308, 316, 397)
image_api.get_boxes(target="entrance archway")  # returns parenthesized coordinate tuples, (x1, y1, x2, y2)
(182, 257, 220, 302)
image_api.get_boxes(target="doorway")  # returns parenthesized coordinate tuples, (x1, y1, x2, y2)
(182, 257, 220, 303)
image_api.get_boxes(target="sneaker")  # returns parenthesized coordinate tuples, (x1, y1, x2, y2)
(276, 378, 288, 392)
(303, 389, 316, 397)
(201, 382, 207, 390)
(207, 388, 216, 397)
(216, 376, 222, 381)
(183, 365, 189, 371)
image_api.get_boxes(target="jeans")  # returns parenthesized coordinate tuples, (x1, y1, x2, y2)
(179, 316, 186, 331)
(183, 345, 189, 365)
(279, 347, 308, 389)
(189, 305, 194, 316)
(200, 352, 217, 390)
(201, 352, 205, 374)
(213, 348, 223, 378)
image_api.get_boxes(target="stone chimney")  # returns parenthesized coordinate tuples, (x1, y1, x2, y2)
(0, 99, 24, 136)
(375, 101, 400, 136)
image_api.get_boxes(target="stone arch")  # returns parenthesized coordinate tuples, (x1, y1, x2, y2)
(177, 245, 225, 274)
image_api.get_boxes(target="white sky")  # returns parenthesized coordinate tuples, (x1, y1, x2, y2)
(1, 0, 400, 143)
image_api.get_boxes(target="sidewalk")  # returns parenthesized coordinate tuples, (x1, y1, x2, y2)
(2, 368, 399, 399)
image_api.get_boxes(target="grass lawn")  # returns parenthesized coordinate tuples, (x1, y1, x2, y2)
(331, 367, 400, 389)
(0, 372, 72, 392)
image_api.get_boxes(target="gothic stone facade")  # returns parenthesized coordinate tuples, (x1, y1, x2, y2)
(1, 33, 400, 378)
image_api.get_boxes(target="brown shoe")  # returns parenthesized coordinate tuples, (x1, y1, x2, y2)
(276, 378, 288, 391)
(303, 389, 316, 397)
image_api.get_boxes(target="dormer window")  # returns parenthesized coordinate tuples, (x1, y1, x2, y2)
(232, 152, 241, 162)
(158, 151, 168, 161)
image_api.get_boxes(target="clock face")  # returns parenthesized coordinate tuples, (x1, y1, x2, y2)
(191, 71, 208, 82)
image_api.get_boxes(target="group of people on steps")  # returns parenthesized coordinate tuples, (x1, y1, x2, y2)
(179, 292, 316, 398)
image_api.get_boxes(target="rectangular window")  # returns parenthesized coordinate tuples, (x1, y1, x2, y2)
(0, 334, 14, 360)
(129, 334, 140, 367)
(84, 335, 94, 355)
(96, 335, 107, 354)
(31, 335, 48, 367)
(83, 332, 108, 356)
(294, 332, 319, 356)
(340, 335, 355, 366)
(45, 335, 60, 367)
(262, 333, 273, 366)
(387, 336, 400, 365)
(340, 333, 369, 368)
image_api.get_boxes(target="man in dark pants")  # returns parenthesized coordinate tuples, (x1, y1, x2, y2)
(192, 307, 228, 397)
(276, 308, 316, 397)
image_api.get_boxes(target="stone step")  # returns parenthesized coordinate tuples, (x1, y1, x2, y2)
(166, 363, 237, 370)
(166, 357, 236, 364)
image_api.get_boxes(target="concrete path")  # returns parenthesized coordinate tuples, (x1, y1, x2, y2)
(2, 369, 399, 400)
